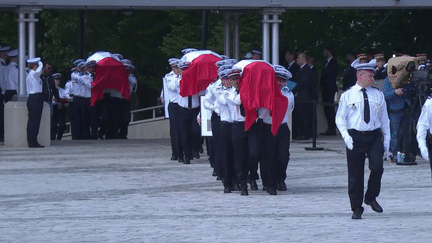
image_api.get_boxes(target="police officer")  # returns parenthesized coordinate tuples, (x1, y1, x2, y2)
(51, 73, 70, 140)
(0, 46, 11, 142)
(4, 49, 19, 102)
(336, 60, 390, 219)
(26, 57, 45, 148)
(416, 96, 432, 172)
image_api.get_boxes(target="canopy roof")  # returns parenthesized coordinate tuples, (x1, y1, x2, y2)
(2, 0, 432, 10)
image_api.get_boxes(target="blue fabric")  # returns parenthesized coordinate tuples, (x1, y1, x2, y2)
(388, 111, 405, 155)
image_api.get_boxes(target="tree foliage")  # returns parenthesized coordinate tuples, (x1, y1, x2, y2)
(2, 8, 432, 107)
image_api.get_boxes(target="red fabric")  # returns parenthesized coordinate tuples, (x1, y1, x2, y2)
(90, 57, 130, 106)
(179, 54, 222, 97)
(239, 62, 288, 136)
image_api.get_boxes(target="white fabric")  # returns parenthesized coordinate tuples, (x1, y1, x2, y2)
(225, 87, 244, 122)
(258, 86, 294, 125)
(202, 79, 223, 115)
(5, 61, 19, 91)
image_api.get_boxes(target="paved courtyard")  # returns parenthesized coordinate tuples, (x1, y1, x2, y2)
(1, 137, 432, 242)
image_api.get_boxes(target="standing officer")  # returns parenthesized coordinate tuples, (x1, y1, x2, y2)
(336, 60, 390, 219)
(0, 46, 11, 142)
(26, 57, 45, 148)
(4, 49, 20, 102)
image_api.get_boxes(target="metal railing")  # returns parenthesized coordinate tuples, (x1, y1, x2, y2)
(63, 105, 165, 137)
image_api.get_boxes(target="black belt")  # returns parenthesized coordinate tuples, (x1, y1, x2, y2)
(348, 129, 380, 135)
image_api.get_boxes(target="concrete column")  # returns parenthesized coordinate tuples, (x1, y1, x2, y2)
(28, 13, 36, 59)
(272, 14, 280, 65)
(262, 14, 270, 62)
(18, 12, 26, 95)
(233, 14, 240, 60)
(224, 14, 230, 57)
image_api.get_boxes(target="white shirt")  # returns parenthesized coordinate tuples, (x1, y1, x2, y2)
(224, 87, 245, 122)
(129, 74, 137, 94)
(336, 83, 390, 147)
(52, 87, 71, 104)
(202, 79, 223, 115)
(258, 86, 294, 125)
(417, 97, 432, 149)
(75, 72, 92, 98)
(26, 61, 43, 95)
(162, 71, 181, 104)
(5, 61, 19, 90)
(216, 87, 233, 122)
(0, 58, 6, 92)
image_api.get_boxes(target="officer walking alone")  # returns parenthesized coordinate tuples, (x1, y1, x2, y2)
(335, 60, 390, 219)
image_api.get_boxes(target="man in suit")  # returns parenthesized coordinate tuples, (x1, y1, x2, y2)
(292, 53, 313, 139)
(320, 46, 339, 136)
(285, 51, 300, 83)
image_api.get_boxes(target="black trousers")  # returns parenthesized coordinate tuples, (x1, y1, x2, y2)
(294, 100, 312, 138)
(27, 93, 44, 146)
(4, 90, 17, 103)
(68, 102, 78, 140)
(262, 123, 291, 188)
(232, 122, 249, 189)
(0, 90, 4, 140)
(168, 102, 183, 158)
(90, 98, 106, 139)
(346, 129, 384, 211)
(73, 96, 91, 139)
(220, 121, 235, 187)
(105, 96, 122, 139)
(119, 99, 131, 139)
(247, 121, 262, 181)
(51, 104, 66, 140)
(322, 90, 336, 131)
(178, 106, 200, 159)
(210, 113, 222, 176)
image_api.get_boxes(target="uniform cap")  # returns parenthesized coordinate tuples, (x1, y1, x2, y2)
(52, 73, 62, 79)
(112, 53, 123, 61)
(218, 69, 230, 78)
(77, 62, 86, 69)
(181, 48, 198, 55)
(27, 57, 41, 64)
(168, 58, 180, 66)
(121, 59, 132, 65)
(227, 68, 242, 78)
(220, 55, 229, 60)
(86, 60, 97, 68)
(0, 46, 11, 52)
(275, 70, 292, 80)
(178, 61, 190, 69)
(124, 63, 135, 70)
(73, 59, 85, 66)
(244, 52, 253, 59)
(354, 59, 376, 71)
(7, 49, 18, 57)
(251, 49, 262, 55)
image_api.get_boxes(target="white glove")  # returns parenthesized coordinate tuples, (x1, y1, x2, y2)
(214, 107, 220, 114)
(341, 131, 353, 150)
(420, 146, 429, 161)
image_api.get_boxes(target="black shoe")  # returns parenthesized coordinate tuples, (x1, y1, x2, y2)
(352, 207, 364, 219)
(262, 186, 267, 192)
(241, 189, 249, 196)
(212, 168, 217, 177)
(250, 180, 258, 190)
(29, 143, 44, 148)
(183, 158, 191, 164)
(193, 152, 200, 159)
(224, 186, 231, 193)
(178, 158, 184, 163)
(199, 147, 204, 154)
(364, 199, 383, 213)
(320, 129, 336, 136)
(267, 187, 277, 195)
(277, 181, 287, 191)
(171, 155, 178, 161)
(231, 184, 240, 191)
(216, 176, 222, 181)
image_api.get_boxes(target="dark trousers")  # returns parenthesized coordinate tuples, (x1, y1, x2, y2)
(51, 104, 66, 140)
(74, 96, 91, 139)
(27, 93, 44, 146)
(119, 99, 131, 139)
(346, 129, 384, 211)
(247, 121, 262, 181)
(211, 113, 222, 176)
(68, 102, 78, 140)
(105, 96, 122, 139)
(90, 98, 106, 139)
(178, 107, 200, 159)
(4, 90, 17, 103)
(220, 121, 235, 187)
(232, 122, 249, 189)
(168, 102, 183, 158)
(294, 101, 313, 138)
(322, 90, 336, 131)
(262, 123, 291, 188)
(0, 91, 4, 141)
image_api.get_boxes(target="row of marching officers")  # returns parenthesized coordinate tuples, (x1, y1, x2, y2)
(163, 52, 294, 196)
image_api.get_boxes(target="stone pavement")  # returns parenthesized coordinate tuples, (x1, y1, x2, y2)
(1, 137, 432, 243)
